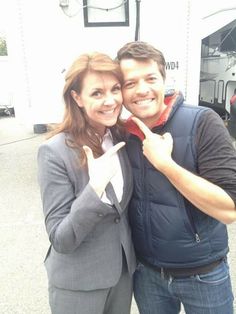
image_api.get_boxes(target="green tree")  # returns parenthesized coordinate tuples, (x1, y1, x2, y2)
(0, 37, 8, 56)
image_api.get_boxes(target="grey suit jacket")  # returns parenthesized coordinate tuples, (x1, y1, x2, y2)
(37, 132, 136, 291)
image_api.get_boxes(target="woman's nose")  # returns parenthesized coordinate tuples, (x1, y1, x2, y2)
(103, 95, 116, 106)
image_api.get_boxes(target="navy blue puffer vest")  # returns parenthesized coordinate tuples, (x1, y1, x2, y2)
(127, 101, 228, 268)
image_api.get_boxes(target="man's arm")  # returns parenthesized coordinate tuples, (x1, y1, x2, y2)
(196, 109, 236, 203)
(160, 158, 236, 224)
(131, 116, 236, 224)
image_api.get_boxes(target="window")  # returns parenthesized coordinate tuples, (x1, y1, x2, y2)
(83, 0, 129, 27)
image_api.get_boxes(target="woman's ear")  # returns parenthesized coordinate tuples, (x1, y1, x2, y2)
(71, 90, 83, 108)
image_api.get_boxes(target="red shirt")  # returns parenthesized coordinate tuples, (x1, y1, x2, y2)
(125, 91, 180, 140)
(230, 94, 236, 105)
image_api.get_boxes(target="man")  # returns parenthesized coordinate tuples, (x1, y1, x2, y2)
(229, 88, 236, 138)
(230, 88, 236, 106)
(230, 88, 236, 123)
(116, 41, 236, 314)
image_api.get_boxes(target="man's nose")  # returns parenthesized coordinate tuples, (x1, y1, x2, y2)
(136, 80, 149, 95)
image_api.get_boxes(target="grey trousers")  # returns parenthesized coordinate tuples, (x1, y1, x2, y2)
(48, 263, 133, 314)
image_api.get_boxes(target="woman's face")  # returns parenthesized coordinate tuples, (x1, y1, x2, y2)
(72, 71, 122, 136)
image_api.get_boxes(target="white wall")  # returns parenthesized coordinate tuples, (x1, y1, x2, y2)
(4, 0, 202, 127)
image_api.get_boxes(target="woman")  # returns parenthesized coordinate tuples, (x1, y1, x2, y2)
(37, 52, 136, 314)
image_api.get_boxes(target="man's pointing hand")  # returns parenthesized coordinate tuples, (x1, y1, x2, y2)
(131, 117, 173, 171)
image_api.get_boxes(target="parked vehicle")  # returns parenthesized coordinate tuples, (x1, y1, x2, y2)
(0, 104, 14, 116)
(199, 19, 236, 120)
(0, 93, 14, 116)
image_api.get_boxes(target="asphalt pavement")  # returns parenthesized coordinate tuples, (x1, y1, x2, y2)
(0, 116, 236, 313)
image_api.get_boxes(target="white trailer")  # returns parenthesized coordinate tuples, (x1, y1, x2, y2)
(199, 19, 236, 119)
(1, 0, 236, 130)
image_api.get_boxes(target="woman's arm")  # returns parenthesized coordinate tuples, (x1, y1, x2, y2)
(37, 143, 116, 254)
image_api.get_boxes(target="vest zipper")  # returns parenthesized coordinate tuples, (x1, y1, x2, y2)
(195, 233, 201, 243)
(179, 195, 201, 243)
(142, 147, 152, 255)
(189, 214, 201, 243)
(161, 267, 165, 279)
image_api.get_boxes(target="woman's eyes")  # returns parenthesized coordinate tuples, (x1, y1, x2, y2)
(112, 85, 121, 92)
(91, 91, 102, 97)
(91, 85, 121, 97)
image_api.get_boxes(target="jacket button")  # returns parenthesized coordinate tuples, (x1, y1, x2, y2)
(114, 217, 120, 223)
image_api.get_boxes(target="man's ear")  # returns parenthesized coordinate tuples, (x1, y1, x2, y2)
(71, 90, 83, 108)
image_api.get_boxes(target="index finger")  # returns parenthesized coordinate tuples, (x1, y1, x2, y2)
(131, 117, 154, 138)
(105, 141, 126, 157)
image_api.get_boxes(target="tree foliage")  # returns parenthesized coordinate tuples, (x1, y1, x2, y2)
(0, 37, 8, 56)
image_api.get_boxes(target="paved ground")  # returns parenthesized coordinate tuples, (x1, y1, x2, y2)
(0, 116, 236, 314)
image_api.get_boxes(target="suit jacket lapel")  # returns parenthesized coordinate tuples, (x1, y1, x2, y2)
(106, 131, 133, 213)
(105, 182, 122, 215)
(118, 147, 133, 208)
(105, 147, 133, 215)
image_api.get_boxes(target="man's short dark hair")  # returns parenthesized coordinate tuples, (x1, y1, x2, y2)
(116, 41, 166, 80)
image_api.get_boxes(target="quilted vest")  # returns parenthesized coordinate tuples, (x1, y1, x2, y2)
(127, 102, 228, 268)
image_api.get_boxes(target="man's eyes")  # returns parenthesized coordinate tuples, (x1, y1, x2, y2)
(123, 77, 159, 89)
(148, 76, 158, 82)
(123, 82, 135, 89)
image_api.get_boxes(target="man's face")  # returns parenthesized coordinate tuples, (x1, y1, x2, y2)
(120, 58, 166, 127)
